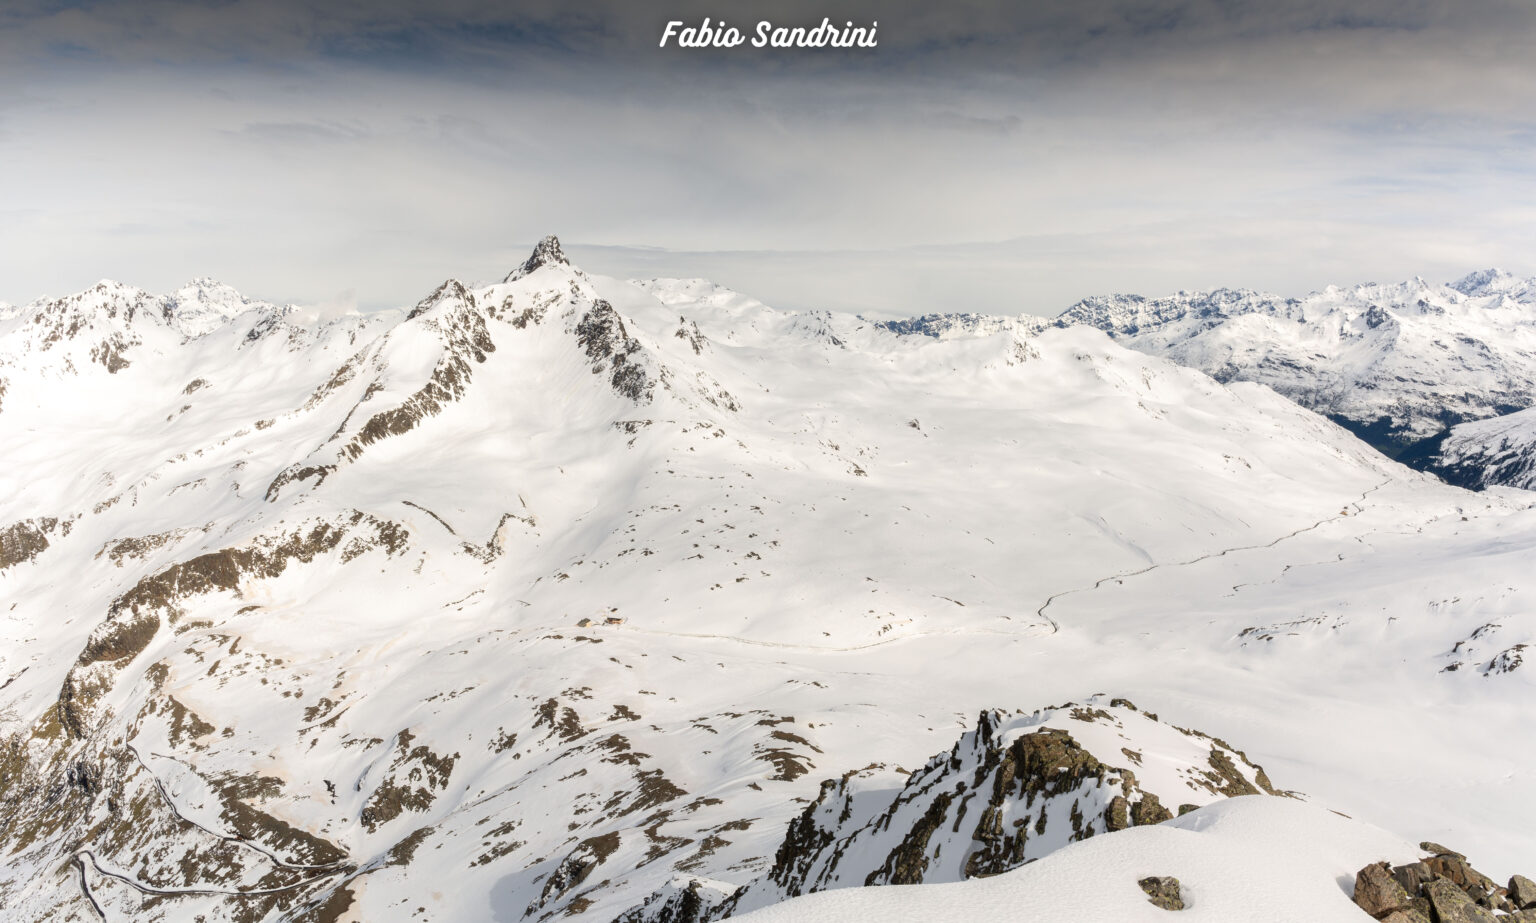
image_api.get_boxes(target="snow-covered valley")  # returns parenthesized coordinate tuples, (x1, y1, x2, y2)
(1, 240, 1533, 921)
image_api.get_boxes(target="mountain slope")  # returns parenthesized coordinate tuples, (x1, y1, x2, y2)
(1412, 405, 1536, 491)
(872, 270, 1536, 488)
(1, 242, 1533, 921)
(732, 797, 1423, 923)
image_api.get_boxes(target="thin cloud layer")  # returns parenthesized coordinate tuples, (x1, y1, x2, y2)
(1, 1, 1533, 316)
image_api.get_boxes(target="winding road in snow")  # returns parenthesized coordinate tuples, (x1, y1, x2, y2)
(69, 744, 353, 911)
(1033, 480, 1390, 632)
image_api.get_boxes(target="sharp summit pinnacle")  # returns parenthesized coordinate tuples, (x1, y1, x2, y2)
(505, 235, 569, 282)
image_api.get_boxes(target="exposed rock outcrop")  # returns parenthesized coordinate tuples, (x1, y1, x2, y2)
(1352, 842, 1533, 921)
(577, 300, 655, 403)
(527, 831, 622, 916)
(505, 234, 571, 282)
(616, 877, 734, 923)
(1139, 875, 1185, 911)
(0, 516, 59, 570)
(708, 698, 1286, 919)
(57, 511, 409, 737)
(340, 282, 495, 462)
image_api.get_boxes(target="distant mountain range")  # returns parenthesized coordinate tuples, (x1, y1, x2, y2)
(876, 268, 1536, 491)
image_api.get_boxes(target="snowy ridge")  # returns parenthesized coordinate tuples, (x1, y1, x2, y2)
(1, 242, 1534, 921)
(868, 311, 1046, 340)
(711, 698, 1285, 920)
(161, 277, 276, 337)
(1420, 405, 1536, 491)
(734, 797, 1424, 923)
(1450, 268, 1536, 300)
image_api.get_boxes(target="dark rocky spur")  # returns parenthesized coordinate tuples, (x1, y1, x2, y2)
(1353, 842, 1536, 922)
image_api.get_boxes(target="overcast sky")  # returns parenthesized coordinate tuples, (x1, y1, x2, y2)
(3, 1, 1535, 318)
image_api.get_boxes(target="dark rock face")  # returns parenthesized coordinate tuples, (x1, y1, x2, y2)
(1355, 846, 1532, 923)
(89, 334, 133, 372)
(1355, 861, 1414, 917)
(1364, 304, 1394, 329)
(1419, 841, 1464, 859)
(617, 879, 732, 923)
(359, 730, 458, 833)
(343, 285, 495, 462)
(675, 318, 707, 354)
(65, 760, 101, 796)
(1139, 875, 1184, 911)
(505, 235, 570, 282)
(1423, 877, 1497, 923)
(0, 516, 59, 570)
(527, 832, 621, 916)
(1392, 861, 1434, 897)
(1425, 853, 1499, 895)
(75, 614, 161, 668)
(868, 789, 955, 885)
(1510, 874, 1536, 909)
(576, 301, 654, 403)
(708, 700, 1283, 920)
(258, 279, 500, 503)
(265, 463, 337, 501)
(1417, 415, 1536, 492)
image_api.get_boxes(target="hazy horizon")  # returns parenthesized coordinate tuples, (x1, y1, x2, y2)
(5, 0, 1535, 317)
(5, 233, 1527, 322)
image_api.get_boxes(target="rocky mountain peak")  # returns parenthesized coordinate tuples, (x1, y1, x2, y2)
(505, 234, 571, 282)
(40, 280, 148, 322)
(171, 277, 242, 301)
(1450, 267, 1529, 298)
(407, 278, 475, 320)
(161, 278, 263, 336)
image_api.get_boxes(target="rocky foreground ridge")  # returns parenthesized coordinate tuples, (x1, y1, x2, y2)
(1352, 844, 1536, 922)
(618, 698, 1288, 921)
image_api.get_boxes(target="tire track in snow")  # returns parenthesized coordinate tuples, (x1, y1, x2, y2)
(606, 620, 1052, 655)
(1034, 480, 1390, 632)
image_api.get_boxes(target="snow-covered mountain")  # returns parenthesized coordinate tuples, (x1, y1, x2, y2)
(874, 270, 1536, 490)
(1413, 405, 1536, 491)
(1049, 272, 1536, 453)
(2, 241, 1534, 921)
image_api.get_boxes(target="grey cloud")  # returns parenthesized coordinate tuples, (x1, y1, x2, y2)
(3, 1, 1531, 70)
(0, 1, 1532, 316)
(229, 120, 370, 144)
(919, 111, 1024, 136)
